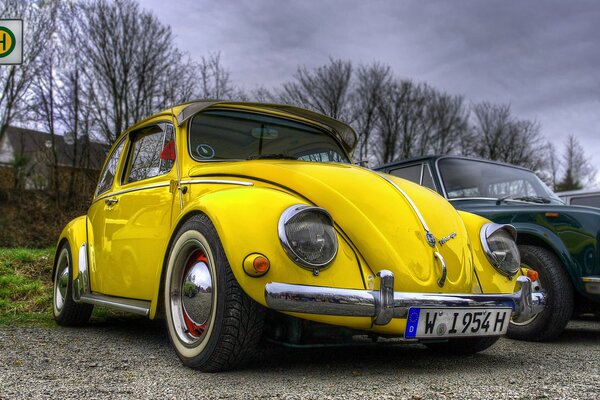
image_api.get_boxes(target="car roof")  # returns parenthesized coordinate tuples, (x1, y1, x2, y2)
(376, 154, 533, 173)
(556, 188, 600, 196)
(120, 100, 357, 153)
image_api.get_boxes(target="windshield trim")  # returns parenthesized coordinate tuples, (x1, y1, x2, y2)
(186, 107, 351, 164)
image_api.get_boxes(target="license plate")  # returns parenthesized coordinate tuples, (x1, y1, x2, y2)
(404, 307, 511, 339)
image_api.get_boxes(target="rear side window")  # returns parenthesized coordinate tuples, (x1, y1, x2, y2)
(125, 124, 175, 184)
(390, 165, 421, 184)
(96, 138, 126, 196)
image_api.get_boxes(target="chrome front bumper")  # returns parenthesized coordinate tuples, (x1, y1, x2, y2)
(265, 270, 546, 326)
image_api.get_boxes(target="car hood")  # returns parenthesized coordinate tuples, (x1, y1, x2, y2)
(189, 161, 474, 293)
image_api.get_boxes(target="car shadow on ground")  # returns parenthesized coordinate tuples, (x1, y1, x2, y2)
(75, 313, 600, 373)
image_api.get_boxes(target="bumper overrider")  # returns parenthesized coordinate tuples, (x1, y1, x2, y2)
(265, 270, 546, 328)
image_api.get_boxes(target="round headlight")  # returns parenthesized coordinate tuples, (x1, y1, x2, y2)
(278, 205, 338, 270)
(480, 223, 520, 277)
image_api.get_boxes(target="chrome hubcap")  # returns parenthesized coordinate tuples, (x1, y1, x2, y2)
(170, 240, 215, 345)
(54, 250, 69, 312)
(182, 254, 213, 333)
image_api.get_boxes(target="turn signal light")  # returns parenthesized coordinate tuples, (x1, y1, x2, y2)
(527, 269, 539, 282)
(243, 253, 270, 277)
(253, 256, 270, 274)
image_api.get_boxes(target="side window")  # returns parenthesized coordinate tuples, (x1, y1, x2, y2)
(125, 124, 175, 184)
(422, 164, 436, 190)
(390, 164, 422, 185)
(96, 138, 126, 196)
(571, 195, 600, 208)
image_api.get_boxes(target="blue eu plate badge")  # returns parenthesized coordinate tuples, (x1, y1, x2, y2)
(405, 308, 420, 339)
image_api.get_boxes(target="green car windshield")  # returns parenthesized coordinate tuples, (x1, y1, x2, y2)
(188, 110, 350, 163)
(439, 158, 562, 204)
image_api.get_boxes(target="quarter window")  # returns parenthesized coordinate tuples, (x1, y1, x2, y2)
(390, 164, 421, 184)
(125, 124, 175, 184)
(96, 138, 126, 196)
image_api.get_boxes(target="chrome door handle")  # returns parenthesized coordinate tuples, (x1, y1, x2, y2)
(105, 198, 118, 206)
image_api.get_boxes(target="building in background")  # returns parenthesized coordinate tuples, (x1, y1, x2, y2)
(0, 126, 106, 194)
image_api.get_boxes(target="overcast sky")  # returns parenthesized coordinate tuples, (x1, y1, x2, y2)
(144, 0, 600, 176)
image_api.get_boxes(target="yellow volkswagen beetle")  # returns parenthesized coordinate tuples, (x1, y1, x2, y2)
(53, 101, 545, 371)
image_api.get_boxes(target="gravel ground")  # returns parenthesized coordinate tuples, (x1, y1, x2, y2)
(1, 317, 599, 400)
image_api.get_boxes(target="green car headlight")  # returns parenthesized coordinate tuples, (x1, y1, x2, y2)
(278, 204, 338, 271)
(480, 223, 520, 277)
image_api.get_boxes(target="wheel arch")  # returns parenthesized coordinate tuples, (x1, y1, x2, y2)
(54, 216, 88, 286)
(513, 223, 579, 287)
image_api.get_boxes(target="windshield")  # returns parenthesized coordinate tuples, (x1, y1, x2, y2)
(438, 158, 562, 203)
(188, 110, 350, 163)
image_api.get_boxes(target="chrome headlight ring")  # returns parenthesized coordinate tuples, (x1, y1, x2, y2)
(278, 204, 338, 274)
(480, 222, 521, 278)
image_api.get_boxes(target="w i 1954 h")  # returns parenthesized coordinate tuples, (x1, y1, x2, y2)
(53, 101, 546, 371)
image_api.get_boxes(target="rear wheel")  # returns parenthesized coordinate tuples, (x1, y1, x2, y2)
(425, 336, 499, 355)
(507, 245, 574, 341)
(163, 214, 264, 371)
(52, 243, 93, 326)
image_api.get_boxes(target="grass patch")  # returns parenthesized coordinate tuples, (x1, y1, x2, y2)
(0, 247, 55, 325)
(0, 247, 142, 326)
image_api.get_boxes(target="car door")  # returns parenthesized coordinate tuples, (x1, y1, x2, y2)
(88, 121, 178, 300)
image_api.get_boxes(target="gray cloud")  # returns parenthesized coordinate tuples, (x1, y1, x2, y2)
(144, 0, 600, 178)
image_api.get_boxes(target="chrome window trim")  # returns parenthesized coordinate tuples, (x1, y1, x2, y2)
(434, 157, 450, 198)
(422, 163, 438, 191)
(479, 222, 519, 277)
(95, 136, 127, 197)
(180, 179, 253, 186)
(94, 182, 170, 203)
(122, 121, 176, 185)
(278, 204, 338, 270)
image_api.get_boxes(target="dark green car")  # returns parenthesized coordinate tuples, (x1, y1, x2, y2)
(376, 155, 600, 341)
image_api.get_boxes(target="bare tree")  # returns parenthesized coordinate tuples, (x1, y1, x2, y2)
(278, 58, 353, 122)
(466, 102, 546, 171)
(555, 135, 597, 191)
(351, 63, 391, 162)
(0, 0, 56, 141)
(196, 52, 236, 99)
(426, 91, 468, 155)
(375, 79, 431, 164)
(78, 0, 189, 144)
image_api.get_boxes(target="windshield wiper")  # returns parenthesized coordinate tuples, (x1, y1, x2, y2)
(496, 195, 552, 205)
(246, 153, 297, 160)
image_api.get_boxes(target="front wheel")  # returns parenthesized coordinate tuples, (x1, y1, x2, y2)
(163, 214, 264, 372)
(424, 336, 500, 355)
(507, 245, 574, 341)
(53, 243, 93, 326)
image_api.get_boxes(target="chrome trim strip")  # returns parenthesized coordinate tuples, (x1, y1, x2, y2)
(434, 251, 447, 287)
(582, 277, 600, 295)
(95, 182, 171, 203)
(79, 294, 150, 316)
(375, 172, 434, 240)
(277, 204, 338, 272)
(265, 271, 546, 326)
(73, 243, 90, 302)
(180, 179, 253, 186)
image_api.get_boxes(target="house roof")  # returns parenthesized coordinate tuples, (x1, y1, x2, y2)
(2, 126, 107, 170)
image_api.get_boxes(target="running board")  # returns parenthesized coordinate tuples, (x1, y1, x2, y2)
(79, 294, 150, 316)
